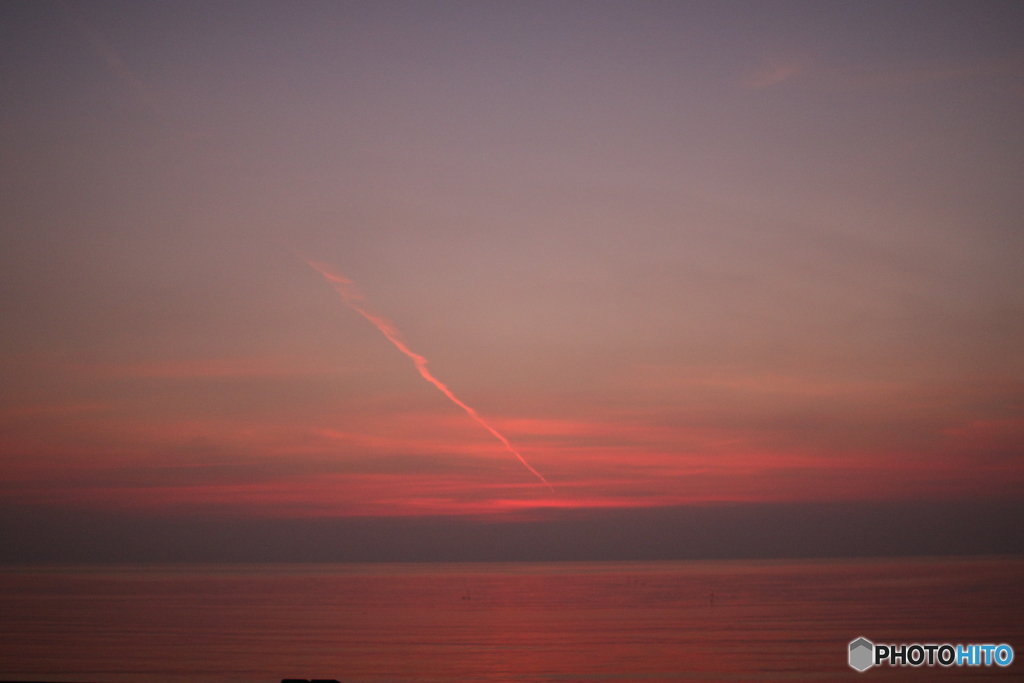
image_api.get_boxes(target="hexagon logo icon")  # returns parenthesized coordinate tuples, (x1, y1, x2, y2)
(849, 637, 874, 672)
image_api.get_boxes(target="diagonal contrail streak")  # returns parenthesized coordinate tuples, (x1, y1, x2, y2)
(61, 1, 166, 120)
(307, 260, 554, 492)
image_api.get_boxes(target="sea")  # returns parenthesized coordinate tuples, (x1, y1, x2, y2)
(1, 557, 1021, 683)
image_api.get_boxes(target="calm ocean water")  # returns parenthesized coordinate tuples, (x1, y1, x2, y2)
(1, 557, 1021, 683)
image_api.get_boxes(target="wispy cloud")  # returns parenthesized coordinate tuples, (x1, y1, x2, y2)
(743, 59, 806, 89)
(74, 355, 347, 380)
(744, 53, 1000, 93)
(742, 52, 1002, 93)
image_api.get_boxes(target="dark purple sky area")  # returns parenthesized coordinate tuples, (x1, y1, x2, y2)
(1, 1, 1022, 560)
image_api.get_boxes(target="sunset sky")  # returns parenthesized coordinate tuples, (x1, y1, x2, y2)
(1, 1, 1022, 548)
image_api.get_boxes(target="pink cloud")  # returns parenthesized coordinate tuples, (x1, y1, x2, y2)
(743, 60, 805, 89)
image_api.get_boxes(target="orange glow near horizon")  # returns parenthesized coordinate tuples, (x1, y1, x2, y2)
(3, 381, 1021, 517)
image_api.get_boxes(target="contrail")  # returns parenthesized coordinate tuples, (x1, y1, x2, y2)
(306, 260, 554, 492)
(61, 2, 166, 119)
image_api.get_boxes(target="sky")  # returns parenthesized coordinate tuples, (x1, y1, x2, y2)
(1, 1, 1023, 556)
